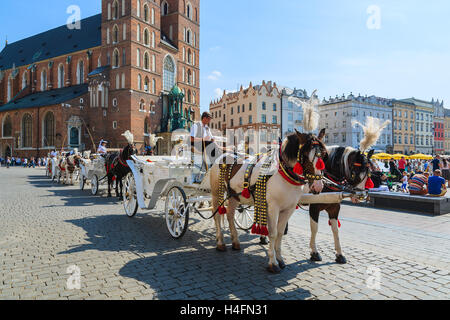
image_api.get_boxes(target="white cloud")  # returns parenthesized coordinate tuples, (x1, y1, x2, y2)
(214, 88, 223, 98)
(207, 70, 222, 81)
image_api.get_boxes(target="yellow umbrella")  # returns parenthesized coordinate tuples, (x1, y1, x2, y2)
(409, 154, 433, 160)
(392, 154, 409, 160)
(372, 153, 392, 160)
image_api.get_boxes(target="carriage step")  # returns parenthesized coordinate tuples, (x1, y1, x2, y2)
(187, 196, 212, 203)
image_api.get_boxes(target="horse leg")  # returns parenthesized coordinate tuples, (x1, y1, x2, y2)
(309, 204, 322, 262)
(274, 208, 294, 269)
(328, 204, 346, 264)
(226, 199, 240, 251)
(115, 175, 120, 198)
(119, 178, 124, 199)
(267, 202, 281, 273)
(211, 168, 226, 252)
(107, 174, 112, 198)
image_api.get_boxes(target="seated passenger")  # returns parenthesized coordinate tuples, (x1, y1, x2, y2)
(97, 140, 108, 156)
(409, 172, 429, 196)
(428, 170, 447, 197)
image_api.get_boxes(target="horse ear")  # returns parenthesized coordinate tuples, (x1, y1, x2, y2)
(318, 128, 326, 141)
(367, 149, 375, 160)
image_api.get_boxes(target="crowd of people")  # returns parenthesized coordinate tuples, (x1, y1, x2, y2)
(0, 156, 48, 169)
(370, 155, 449, 197)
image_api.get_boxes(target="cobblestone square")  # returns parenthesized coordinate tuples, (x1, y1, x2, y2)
(0, 167, 449, 300)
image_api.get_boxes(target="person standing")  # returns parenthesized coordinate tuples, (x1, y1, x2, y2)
(6, 156, 10, 169)
(441, 158, 450, 187)
(431, 155, 441, 174)
(398, 156, 406, 174)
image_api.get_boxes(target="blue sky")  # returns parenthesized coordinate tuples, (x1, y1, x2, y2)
(1, 0, 449, 112)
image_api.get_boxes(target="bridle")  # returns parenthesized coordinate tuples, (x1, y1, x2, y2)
(279, 137, 326, 186)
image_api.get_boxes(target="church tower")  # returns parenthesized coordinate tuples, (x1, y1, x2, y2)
(96, 0, 200, 152)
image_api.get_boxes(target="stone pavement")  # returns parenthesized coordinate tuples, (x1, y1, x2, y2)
(0, 167, 449, 300)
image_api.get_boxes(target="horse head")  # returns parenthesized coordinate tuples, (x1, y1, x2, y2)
(346, 149, 375, 190)
(282, 128, 327, 194)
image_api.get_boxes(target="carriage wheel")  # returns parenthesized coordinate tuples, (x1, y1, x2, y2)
(123, 173, 138, 218)
(91, 175, 99, 195)
(234, 206, 255, 231)
(165, 186, 189, 239)
(79, 176, 85, 191)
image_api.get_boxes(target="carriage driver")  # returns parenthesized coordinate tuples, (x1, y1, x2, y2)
(190, 112, 221, 181)
(97, 140, 108, 156)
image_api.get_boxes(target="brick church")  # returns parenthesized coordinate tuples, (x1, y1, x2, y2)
(0, 0, 200, 159)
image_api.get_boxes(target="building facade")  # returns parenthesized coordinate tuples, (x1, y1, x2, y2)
(209, 81, 281, 149)
(279, 87, 310, 138)
(392, 100, 416, 154)
(432, 99, 445, 154)
(399, 98, 434, 155)
(0, 0, 200, 158)
(445, 109, 450, 155)
(319, 94, 393, 152)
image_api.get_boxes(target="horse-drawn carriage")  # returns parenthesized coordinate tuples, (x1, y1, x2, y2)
(122, 154, 255, 239)
(78, 155, 108, 195)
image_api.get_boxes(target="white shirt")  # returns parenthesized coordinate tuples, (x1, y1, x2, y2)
(97, 145, 107, 154)
(190, 122, 213, 141)
(50, 151, 57, 157)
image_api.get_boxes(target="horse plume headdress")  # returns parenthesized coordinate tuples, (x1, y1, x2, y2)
(292, 90, 325, 175)
(302, 90, 320, 133)
(352, 116, 391, 152)
(122, 130, 134, 145)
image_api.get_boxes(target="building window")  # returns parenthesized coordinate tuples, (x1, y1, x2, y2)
(2, 115, 12, 137)
(22, 114, 33, 148)
(144, 29, 149, 46)
(249, 115, 252, 124)
(41, 70, 47, 91)
(113, 49, 120, 68)
(112, 0, 119, 20)
(144, 52, 149, 70)
(113, 25, 119, 43)
(144, 77, 149, 92)
(144, 4, 149, 22)
(58, 64, 64, 88)
(113, 121, 118, 130)
(262, 102, 266, 110)
(272, 116, 277, 124)
(262, 114, 266, 123)
(163, 55, 175, 91)
(273, 103, 277, 112)
(43, 112, 55, 147)
(162, 1, 169, 15)
(77, 61, 84, 84)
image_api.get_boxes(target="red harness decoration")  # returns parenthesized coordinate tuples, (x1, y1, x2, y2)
(329, 219, 341, 228)
(365, 177, 374, 189)
(58, 165, 66, 172)
(278, 167, 304, 186)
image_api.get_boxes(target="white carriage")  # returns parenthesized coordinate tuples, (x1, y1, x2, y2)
(78, 155, 108, 195)
(123, 155, 255, 239)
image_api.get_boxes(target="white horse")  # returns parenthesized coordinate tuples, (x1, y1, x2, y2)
(210, 129, 327, 273)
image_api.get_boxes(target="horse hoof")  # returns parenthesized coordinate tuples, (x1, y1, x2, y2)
(232, 243, 241, 251)
(216, 244, 227, 252)
(310, 252, 322, 262)
(277, 260, 286, 269)
(259, 237, 269, 245)
(267, 264, 281, 274)
(336, 254, 347, 264)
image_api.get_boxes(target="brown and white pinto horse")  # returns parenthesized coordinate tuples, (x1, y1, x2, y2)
(309, 147, 374, 264)
(60, 153, 82, 185)
(210, 129, 328, 273)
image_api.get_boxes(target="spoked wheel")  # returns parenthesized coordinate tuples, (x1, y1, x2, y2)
(91, 175, 99, 195)
(123, 173, 138, 218)
(235, 205, 255, 231)
(79, 176, 86, 191)
(165, 186, 189, 239)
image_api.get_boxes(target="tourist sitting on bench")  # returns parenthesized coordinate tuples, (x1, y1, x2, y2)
(409, 172, 429, 196)
(428, 170, 447, 197)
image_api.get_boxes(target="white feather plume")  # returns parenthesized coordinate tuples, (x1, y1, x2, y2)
(352, 116, 391, 152)
(302, 90, 320, 133)
(121, 130, 134, 144)
(149, 134, 163, 148)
